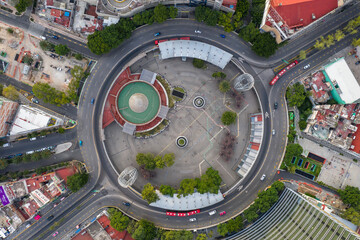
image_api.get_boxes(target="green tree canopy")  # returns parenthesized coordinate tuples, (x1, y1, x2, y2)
(299, 50, 306, 60)
(236, 0, 249, 17)
(163, 153, 175, 167)
(161, 230, 193, 240)
(217, 223, 228, 237)
(195, 6, 219, 26)
(39, 41, 55, 51)
(219, 80, 231, 93)
(286, 82, 309, 107)
(178, 178, 197, 197)
(221, 111, 237, 125)
(130, 219, 157, 240)
(33, 82, 70, 105)
(196, 233, 207, 240)
(67, 65, 87, 102)
(2, 85, 19, 101)
(0, 84, 3, 96)
(193, 58, 206, 68)
(341, 207, 360, 226)
(141, 183, 159, 204)
(15, 0, 32, 13)
(108, 208, 130, 231)
(238, 22, 260, 43)
(0, 159, 8, 170)
(67, 173, 89, 192)
(159, 185, 176, 197)
(334, 29, 345, 42)
(154, 4, 169, 23)
(285, 143, 303, 158)
(339, 186, 360, 210)
(251, 32, 278, 58)
(54, 44, 70, 56)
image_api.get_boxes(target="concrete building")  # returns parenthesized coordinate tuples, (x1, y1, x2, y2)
(0, 97, 19, 139)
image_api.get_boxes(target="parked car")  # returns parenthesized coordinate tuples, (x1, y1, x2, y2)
(2, 143, 10, 147)
(303, 64, 310, 69)
(189, 218, 196, 222)
(220, 34, 226, 38)
(29, 137, 37, 141)
(154, 32, 161, 37)
(260, 174, 266, 181)
(209, 210, 217, 215)
(195, 30, 201, 34)
(52, 232, 58, 236)
(219, 211, 226, 216)
(122, 202, 131, 206)
(52, 35, 59, 39)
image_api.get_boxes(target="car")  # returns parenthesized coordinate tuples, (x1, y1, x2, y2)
(195, 30, 201, 34)
(209, 210, 217, 215)
(219, 211, 226, 216)
(2, 143, 10, 147)
(154, 32, 161, 37)
(29, 137, 37, 141)
(56, 67, 62, 71)
(303, 64, 310, 69)
(274, 102, 278, 109)
(52, 232, 58, 236)
(31, 98, 39, 104)
(272, 129, 276, 135)
(79, 140, 83, 146)
(260, 174, 266, 181)
(26, 151, 34, 155)
(26, 223, 31, 228)
(60, 197, 66, 201)
(220, 34, 226, 38)
(122, 202, 131, 206)
(40, 36, 46, 40)
(16, 153, 23, 156)
(189, 218, 196, 222)
(47, 215, 54, 221)
(53, 35, 59, 39)
(34, 215, 41, 220)
(91, 98, 95, 104)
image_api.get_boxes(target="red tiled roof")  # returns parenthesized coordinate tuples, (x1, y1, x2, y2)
(55, 166, 77, 184)
(97, 215, 134, 240)
(271, 0, 338, 28)
(350, 124, 360, 154)
(50, 9, 62, 18)
(85, 5, 98, 17)
(46, 0, 53, 6)
(54, 15, 70, 28)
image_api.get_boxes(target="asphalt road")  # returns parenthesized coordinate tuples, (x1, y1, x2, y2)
(0, 128, 77, 158)
(1, 4, 359, 238)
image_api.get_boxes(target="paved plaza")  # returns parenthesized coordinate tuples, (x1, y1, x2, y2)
(104, 52, 260, 192)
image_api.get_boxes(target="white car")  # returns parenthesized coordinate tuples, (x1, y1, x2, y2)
(260, 174, 266, 181)
(209, 210, 217, 215)
(40, 36, 46, 40)
(189, 218, 197, 222)
(303, 64, 310, 69)
(272, 129, 275, 135)
(2, 143, 10, 147)
(195, 30, 201, 34)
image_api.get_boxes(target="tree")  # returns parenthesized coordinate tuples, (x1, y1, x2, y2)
(108, 208, 130, 231)
(58, 127, 65, 133)
(196, 233, 207, 240)
(342, 207, 360, 225)
(314, 36, 326, 50)
(67, 65, 87, 102)
(212, 72, 227, 79)
(218, 12, 234, 32)
(285, 143, 303, 158)
(193, 58, 205, 68)
(33, 82, 70, 105)
(286, 82, 308, 107)
(238, 22, 260, 43)
(159, 185, 176, 197)
(299, 120, 307, 130)
(0, 159, 8, 170)
(131, 219, 157, 240)
(55, 44, 70, 56)
(3, 85, 19, 101)
(136, 153, 156, 170)
(155, 155, 165, 169)
(154, 4, 169, 23)
(219, 80, 231, 93)
(251, 1, 266, 27)
(226, 215, 243, 233)
(0, 84, 3, 96)
(163, 153, 175, 167)
(141, 183, 159, 204)
(353, 38, 360, 47)
(244, 209, 258, 222)
(236, 0, 249, 17)
(40, 150, 52, 159)
(168, 6, 178, 19)
(162, 230, 193, 240)
(67, 173, 89, 192)
(334, 29, 345, 42)
(39, 41, 55, 51)
(299, 50, 306, 60)
(74, 53, 83, 60)
(197, 167, 222, 194)
(15, 0, 32, 13)
(271, 181, 285, 193)
(339, 186, 360, 210)
(251, 32, 278, 58)
(195, 6, 218, 26)
(178, 178, 197, 196)
(325, 34, 335, 48)
(221, 111, 237, 125)
(232, 12, 243, 30)
(31, 152, 41, 162)
(217, 223, 228, 236)
(7, 28, 14, 34)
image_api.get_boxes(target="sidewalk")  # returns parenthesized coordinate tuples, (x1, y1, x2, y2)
(30, 14, 87, 43)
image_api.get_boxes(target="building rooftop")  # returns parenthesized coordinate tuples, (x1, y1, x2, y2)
(0, 97, 19, 138)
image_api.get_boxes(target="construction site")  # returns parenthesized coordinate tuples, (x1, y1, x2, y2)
(0, 22, 87, 92)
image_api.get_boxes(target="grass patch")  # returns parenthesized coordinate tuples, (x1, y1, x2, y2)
(156, 75, 174, 108)
(286, 156, 322, 178)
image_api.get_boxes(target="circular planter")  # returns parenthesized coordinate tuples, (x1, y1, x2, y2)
(193, 96, 205, 109)
(176, 136, 188, 148)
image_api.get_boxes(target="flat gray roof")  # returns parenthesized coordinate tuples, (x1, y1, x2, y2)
(159, 40, 233, 69)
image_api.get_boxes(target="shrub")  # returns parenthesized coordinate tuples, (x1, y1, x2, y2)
(221, 111, 237, 125)
(219, 80, 231, 93)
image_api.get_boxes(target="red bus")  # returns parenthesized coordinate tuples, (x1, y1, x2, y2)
(269, 60, 299, 85)
(166, 209, 200, 217)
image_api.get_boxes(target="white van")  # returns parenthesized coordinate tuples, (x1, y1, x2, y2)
(29, 137, 37, 141)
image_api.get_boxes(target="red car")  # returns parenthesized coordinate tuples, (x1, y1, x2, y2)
(166, 212, 176, 216)
(220, 211, 226, 216)
(177, 213, 187, 217)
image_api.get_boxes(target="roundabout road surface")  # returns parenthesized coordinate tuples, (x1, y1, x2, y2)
(16, 10, 360, 238)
